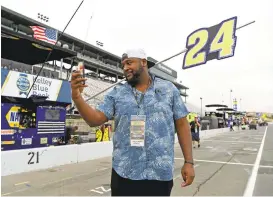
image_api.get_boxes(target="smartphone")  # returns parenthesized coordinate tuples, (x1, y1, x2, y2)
(77, 61, 85, 85)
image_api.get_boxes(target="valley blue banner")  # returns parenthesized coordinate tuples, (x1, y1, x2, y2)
(1, 68, 71, 104)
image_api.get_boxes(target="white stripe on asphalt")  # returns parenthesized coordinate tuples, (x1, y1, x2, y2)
(174, 158, 273, 168)
(202, 140, 261, 144)
(243, 126, 268, 197)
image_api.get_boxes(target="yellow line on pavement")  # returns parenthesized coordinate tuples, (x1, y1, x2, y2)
(2, 192, 12, 196)
(14, 181, 29, 186)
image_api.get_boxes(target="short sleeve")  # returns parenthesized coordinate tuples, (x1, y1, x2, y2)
(95, 88, 116, 121)
(172, 84, 189, 120)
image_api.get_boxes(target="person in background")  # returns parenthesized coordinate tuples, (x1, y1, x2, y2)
(64, 126, 73, 144)
(60, 125, 78, 145)
(237, 119, 240, 130)
(190, 117, 201, 148)
(230, 120, 234, 131)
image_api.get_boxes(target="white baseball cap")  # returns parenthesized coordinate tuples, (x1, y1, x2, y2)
(121, 48, 155, 68)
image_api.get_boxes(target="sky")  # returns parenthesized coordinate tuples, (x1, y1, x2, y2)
(2, 0, 273, 113)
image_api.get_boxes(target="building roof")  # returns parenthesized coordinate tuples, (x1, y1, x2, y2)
(205, 104, 228, 108)
(1, 6, 122, 63)
(1, 5, 189, 92)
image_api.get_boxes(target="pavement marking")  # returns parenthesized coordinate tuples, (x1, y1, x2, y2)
(90, 189, 104, 194)
(1, 188, 28, 196)
(90, 186, 111, 194)
(1, 193, 12, 196)
(3, 168, 111, 196)
(205, 146, 213, 149)
(234, 158, 241, 163)
(227, 151, 233, 156)
(195, 164, 200, 168)
(174, 158, 273, 168)
(253, 137, 262, 140)
(243, 148, 258, 152)
(189, 148, 258, 155)
(14, 181, 29, 186)
(244, 168, 251, 175)
(258, 165, 273, 168)
(96, 167, 108, 171)
(233, 158, 252, 176)
(220, 134, 264, 137)
(235, 152, 257, 155)
(40, 168, 110, 186)
(243, 126, 268, 197)
(203, 140, 261, 144)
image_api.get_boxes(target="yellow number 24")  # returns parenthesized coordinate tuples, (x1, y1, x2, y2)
(183, 17, 237, 69)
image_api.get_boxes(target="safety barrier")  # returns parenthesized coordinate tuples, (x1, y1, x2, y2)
(1, 144, 78, 176)
(77, 141, 113, 162)
(200, 127, 229, 139)
(2, 128, 229, 176)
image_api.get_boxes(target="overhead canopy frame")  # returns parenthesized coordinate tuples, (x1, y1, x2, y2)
(1, 28, 76, 65)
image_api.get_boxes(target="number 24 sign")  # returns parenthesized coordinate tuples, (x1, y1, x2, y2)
(182, 16, 237, 69)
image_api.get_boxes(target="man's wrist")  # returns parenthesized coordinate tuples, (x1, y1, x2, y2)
(184, 160, 194, 165)
(72, 94, 83, 102)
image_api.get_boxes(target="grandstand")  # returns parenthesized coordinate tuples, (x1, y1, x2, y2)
(1, 6, 189, 129)
(82, 76, 113, 107)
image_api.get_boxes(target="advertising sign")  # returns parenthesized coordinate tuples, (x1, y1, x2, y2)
(2, 71, 62, 100)
(1, 70, 72, 104)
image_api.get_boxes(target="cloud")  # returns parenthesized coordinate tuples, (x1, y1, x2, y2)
(2, 0, 273, 112)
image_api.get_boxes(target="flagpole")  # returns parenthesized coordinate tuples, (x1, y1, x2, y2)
(69, 14, 93, 113)
(83, 14, 93, 52)
(26, 0, 85, 99)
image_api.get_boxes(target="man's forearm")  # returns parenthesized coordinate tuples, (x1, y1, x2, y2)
(176, 119, 193, 162)
(73, 96, 106, 127)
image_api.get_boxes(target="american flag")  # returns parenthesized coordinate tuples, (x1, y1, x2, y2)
(30, 26, 58, 45)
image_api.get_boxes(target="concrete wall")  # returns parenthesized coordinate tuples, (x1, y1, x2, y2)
(2, 128, 229, 176)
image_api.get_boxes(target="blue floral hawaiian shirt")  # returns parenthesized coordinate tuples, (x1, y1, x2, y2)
(96, 74, 189, 181)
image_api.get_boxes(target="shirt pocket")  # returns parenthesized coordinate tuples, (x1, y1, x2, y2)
(146, 90, 173, 118)
(115, 95, 138, 116)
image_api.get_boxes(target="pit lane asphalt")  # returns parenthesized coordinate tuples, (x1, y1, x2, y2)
(2, 125, 272, 196)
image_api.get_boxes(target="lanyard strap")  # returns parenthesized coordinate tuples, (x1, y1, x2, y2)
(131, 77, 152, 109)
(133, 90, 144, 109)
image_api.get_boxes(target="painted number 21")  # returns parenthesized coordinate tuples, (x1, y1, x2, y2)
(182, 17, 237, 69)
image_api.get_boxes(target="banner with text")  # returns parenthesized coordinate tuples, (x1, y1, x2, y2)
(1, 69, 71, 103)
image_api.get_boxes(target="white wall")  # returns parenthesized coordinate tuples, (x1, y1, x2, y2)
(77, 141, 113, 162)
(1, 145, 78, 176)
(2, 128, 229, 176)
(200, 128, 229, 139)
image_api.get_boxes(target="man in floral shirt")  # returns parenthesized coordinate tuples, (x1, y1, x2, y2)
(71, 48, 195, 196)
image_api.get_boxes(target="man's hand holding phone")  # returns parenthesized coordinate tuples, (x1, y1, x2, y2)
(71, 62, 87, 100)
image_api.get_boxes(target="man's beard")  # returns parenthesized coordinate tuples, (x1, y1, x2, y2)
(125, 66, 144, 87)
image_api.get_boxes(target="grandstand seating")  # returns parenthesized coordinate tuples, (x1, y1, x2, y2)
(1, 58, 120, 101)
(79, 54, 123, 73)
(82, 77, 113, 107)
(1, 58, 59, 78)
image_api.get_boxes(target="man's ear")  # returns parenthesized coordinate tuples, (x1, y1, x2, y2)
(141, 59, 148, 68)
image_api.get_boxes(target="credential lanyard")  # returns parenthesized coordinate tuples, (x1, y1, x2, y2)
(131, 77, 152, 112)
(132, 89, 145, 110)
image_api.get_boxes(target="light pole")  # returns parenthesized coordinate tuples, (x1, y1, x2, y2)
(200, 97, 203, 118)
(230, 89, 232, 108)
